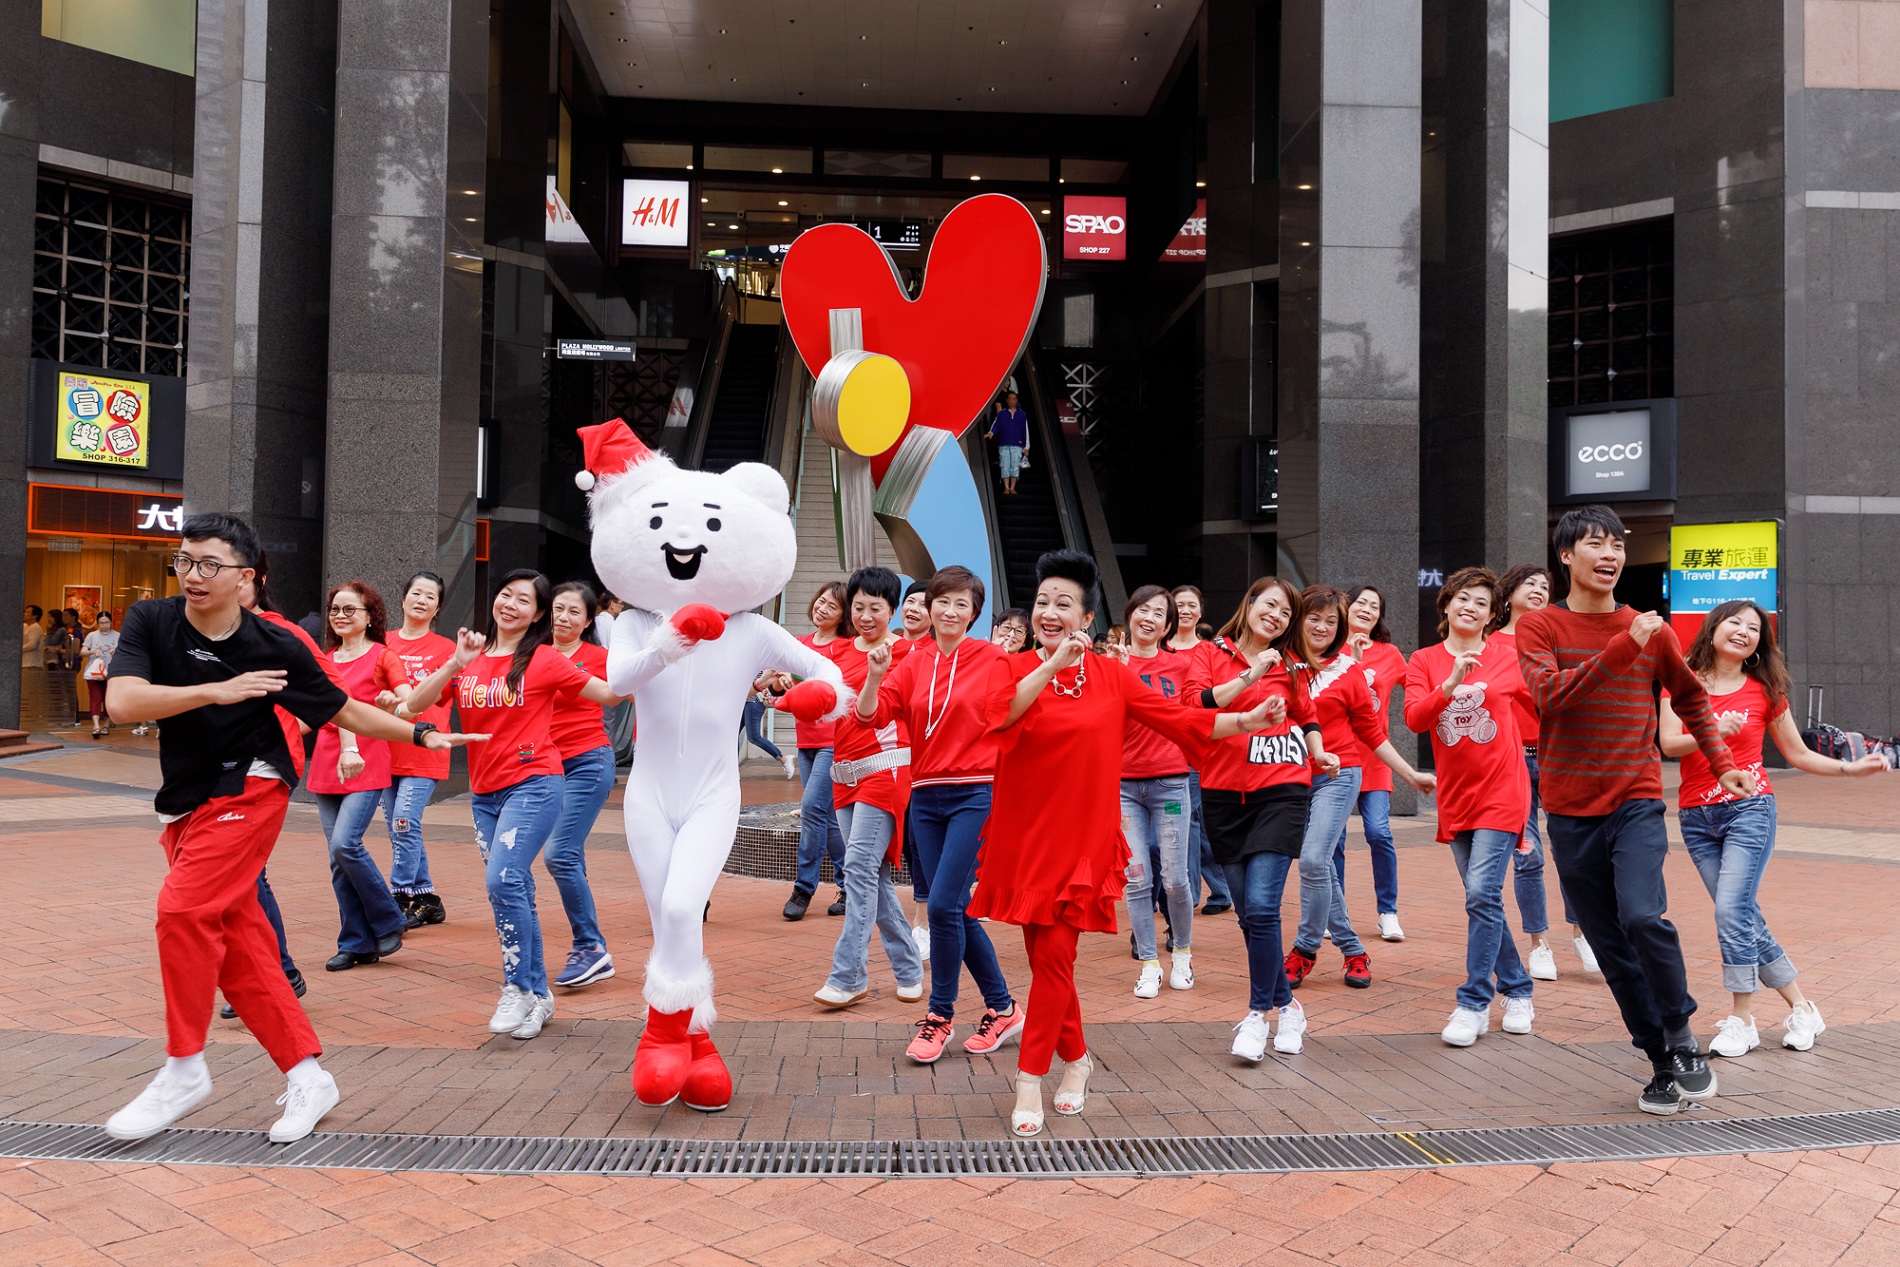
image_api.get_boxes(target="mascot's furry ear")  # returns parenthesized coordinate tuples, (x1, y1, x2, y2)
(575, 418, 663, 493)
(719, 461, 791, 517)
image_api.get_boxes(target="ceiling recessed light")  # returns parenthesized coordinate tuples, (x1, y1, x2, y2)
(778, 200, 788, 206)
(1297, 183, 1312, 190)
(859, 34, 867, 40)
(999, 39, 1007, 45)
(718, 27, 726, 33)
(970, 174, 980, 180)
(771, 167, 783, 173)
(686, 164, 693, 170)
(1058, 178, 1065, 183)
(463, 217, 475, 222)
(1299, 241, 1312, 246)
(461, 189, 478, 195)
(701, 197, 709, 203)
(1131, 55, 1139, 61)
(1040, 208, 1049, 214)
(728, 223, 738, 229)
(1195, 180, 1205, 187)
(1120, 79, 1128, 84)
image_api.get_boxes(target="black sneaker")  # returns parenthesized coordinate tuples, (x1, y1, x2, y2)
(286, 968, 307, 998)
(400, 899, 426, 931)
(1638, 1071, 1683, 1116)
(1201, 901, 1232, 917)
(220, 997, 237, 1020)
(827, 888, 847, 916)
(783, 887, 813, 921)
(1666, 1047, 1718, 1102)
(411, 893, 447, 925)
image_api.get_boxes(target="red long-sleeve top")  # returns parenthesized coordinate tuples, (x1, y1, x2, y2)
(1514, 604, 1735, 817)
(864, 634, 1003, 786)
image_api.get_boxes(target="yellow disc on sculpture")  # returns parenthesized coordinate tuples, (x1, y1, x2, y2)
(836, 354, 911, 456)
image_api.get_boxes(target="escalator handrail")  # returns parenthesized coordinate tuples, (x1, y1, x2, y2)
(960, 426, 1015, 614)
(683, 282, 741, 470)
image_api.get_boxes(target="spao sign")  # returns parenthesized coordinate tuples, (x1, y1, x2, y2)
(620, 178, 690, 248)
(1549, 399, 1677, 504)
(1062, 196, 1127, 260)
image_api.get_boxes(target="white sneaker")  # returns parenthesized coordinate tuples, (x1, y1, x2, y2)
(895, 980, 924, 1003)
(488, 983, 532, 1033)
(1169, 950, 1195, 991)
(1133, 961, 1162, 999)
(268, 1070, 339, 1143)
(1441, 1006, 1490, 1047)
(105, 1065, 212, 1141)
(913, 924, 931, 962)
(1230, 1010, 1271, 1062)
(1377, 912, 1404, 942)
(814, 982, 868, 1008)
(1527, 944, 1557, 981)
(782, 754, 798, 780)
(1711, 1015, 1760, 1057)
(1573, 935, 1600, 974)
(1782, 1002, 1827, 1052)
(510, 994, 555, 1040)
(1273, 1000, 1307, 1054)
(1502, 996, 1535, 1035)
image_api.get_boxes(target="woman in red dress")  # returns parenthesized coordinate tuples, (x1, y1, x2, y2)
(972, 550, 1285, 1137)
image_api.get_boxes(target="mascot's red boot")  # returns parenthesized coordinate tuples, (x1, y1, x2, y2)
(681, 1030, 732, 1112)
(631, 1007, 695, 1106)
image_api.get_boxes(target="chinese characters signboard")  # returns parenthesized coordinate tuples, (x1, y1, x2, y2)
(27, 484, 185, 541)
(1062, 196, 1127, 260)
(56, 371, 150, 469)
(620, 179, 690, 247)
(1668, 520, 1778, 641)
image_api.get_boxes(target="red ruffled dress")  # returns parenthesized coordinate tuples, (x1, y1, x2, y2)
(969, 650, 1216, 933)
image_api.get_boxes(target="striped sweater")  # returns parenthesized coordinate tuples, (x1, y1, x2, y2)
(1515, 604, 1736, 817)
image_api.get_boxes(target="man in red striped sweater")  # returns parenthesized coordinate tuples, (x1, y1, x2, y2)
(1517, 505, 1757, 1117)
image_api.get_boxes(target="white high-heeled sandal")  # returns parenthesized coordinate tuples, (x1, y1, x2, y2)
(1011, 1071, 1044, 1137)
(1053, 1052, 1093, 1116)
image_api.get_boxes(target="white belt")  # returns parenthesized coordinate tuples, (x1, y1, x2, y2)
(832, 748, 911, 787)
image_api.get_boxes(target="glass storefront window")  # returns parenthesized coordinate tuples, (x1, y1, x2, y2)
(703, 145, 813, 175)
(41, 0, 195, 77)
(25, 535, 179, 631)
(623, 141, 693, 169)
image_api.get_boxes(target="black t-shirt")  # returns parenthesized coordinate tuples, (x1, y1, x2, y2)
(112, 596, 350, 815)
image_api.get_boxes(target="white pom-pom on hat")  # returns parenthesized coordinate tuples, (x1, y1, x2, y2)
(574, 470, 596, 491)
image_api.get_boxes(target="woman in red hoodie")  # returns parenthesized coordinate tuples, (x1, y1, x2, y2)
(858, 566, 1018, 1065)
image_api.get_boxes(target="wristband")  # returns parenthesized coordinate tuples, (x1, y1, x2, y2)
(413, 721, 439, 746)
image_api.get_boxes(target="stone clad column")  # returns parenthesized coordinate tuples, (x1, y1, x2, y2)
(321, 0, 486, 622)
(0, 1, 39, 720)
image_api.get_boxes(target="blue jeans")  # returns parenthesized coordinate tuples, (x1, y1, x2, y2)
(742, 698, 784, 761)
(826, 803, 925, 994)
(544, 745, 613, 953)
(256, 869, 297, 975)
(1680, 796, 1796, 995)
(1511, 751, 1577, 934)
(470, 774, 565, 996)
(1122, 775, 1194, 959)
(1331, 789, 1398, 915)
(796, 747, 847, 894)
(1448, 829, 1535, 1011)
(381, 776, 437, 895)
(910, 782, 1012, 1020)
(315, 789, 406, 955)
(1293, 768, 1366, 957)
(1189, 772, 1232, 907)
(1223, 852, 1296, 1013)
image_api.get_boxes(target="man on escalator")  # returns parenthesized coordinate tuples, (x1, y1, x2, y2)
(986, 392, 1030, 496)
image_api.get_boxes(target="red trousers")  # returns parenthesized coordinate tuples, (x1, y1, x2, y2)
(1019, 921, 1087, 1076)
(156, 778, 321, 1071)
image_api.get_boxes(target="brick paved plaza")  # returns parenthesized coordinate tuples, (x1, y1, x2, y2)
(5, 733, 1900, 1264)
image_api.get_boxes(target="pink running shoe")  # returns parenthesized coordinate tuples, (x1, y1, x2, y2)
(962, 1004, 1026, 1055)
(906, 1013, 955, 1064)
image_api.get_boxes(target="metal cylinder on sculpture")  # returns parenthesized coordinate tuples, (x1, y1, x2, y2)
(813, 307, 911, 570)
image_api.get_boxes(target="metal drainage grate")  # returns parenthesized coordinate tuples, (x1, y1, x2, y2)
(5, 1108, 1900, 1179)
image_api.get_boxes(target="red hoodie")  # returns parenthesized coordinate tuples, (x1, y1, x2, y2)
(866, 635, 1003, 786)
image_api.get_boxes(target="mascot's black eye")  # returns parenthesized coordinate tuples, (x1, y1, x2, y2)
(707, 517, 722, 532)
(649, 516, 662, 530)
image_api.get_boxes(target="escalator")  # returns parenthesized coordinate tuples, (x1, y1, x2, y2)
(697, 323, 781, 472)
(990, 423, 1067, 615)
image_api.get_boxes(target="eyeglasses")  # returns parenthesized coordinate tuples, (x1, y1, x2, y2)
(171, 553, 239, 579)
(328, 605, 366, 618)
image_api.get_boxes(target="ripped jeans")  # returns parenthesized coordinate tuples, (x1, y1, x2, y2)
(469, 773, 564, 997)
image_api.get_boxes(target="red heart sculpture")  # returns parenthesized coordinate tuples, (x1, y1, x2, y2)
(781, 194, 1047, 481)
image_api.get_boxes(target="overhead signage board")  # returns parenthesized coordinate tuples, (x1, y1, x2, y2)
(557, 338, 638, 362)
(56, 370, 150, 469)
(1062, 195, 1127, 260)
(1162, 198, 1207, 260)
(1548, 399, 1678, 503)
(1668, 521, 1779, 641)
(620, 178, 689, 247)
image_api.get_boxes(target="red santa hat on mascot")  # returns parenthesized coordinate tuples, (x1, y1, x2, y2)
(574, 417, 662, 493)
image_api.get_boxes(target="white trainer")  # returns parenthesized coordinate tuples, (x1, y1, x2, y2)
(913, 924, 931, 962)
(1710, 1015, 1760, 1057)
(1527, 944, 1557, 980)
(268, 1070, 339, 1144)
(1377, 912, 1404, 942)
(1272, 1000, 1307, 1054)
(1133, 961, 1162, 999)
(1502, 996, 1535, 1035)
(1169, 950, 1195, 991)
(105, 1066, 213, 1141)
(1782, 1002, 1826, 1051)
(895, 980, 924, 1003)
(1230, 1010, 1271, 1062)
(488, 983, 532, 1033)
(1573, 935, 1601, 974)
(1441, 1006, 1490, 1047)
(813, 983, 869, 1008)
(510, 994, 555, 1040)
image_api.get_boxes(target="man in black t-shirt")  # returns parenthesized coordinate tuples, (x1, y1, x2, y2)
(104, 513, 483, 1145)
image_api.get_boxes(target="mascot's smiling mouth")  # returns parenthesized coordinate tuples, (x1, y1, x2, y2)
(663, 543, 706, 580)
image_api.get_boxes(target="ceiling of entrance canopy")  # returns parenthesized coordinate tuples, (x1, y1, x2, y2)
(571, 0, 1200, 115)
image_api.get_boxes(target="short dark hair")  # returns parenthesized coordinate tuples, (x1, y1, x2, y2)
(1489, 563, 1552, 633)
(25, 605, 41, 620)
(250, 547, 277, 613)
(994, 606, 1030, 631)
(401, 571, 446, 620)
(1298, 585, 1352, 662)
(551, 579, 601, 645)
(1553, 504, 1627, 556)
(845, 566, 903, 614)
(1035, 549, 1100, 615)
(180, 512, 260, 567)
(1435, 566, 1500, 640)
(904, 578, 930, 601)
(1123, 584, 1178, 639)
(924, 565, 985, 619)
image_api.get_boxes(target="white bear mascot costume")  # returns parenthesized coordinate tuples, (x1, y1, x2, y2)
(576, 419, 847, 1111)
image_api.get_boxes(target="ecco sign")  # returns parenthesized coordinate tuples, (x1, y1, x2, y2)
(1577, 441, 1644, 464)
(1549, 400, 1677, 503)
(1062, 196, 1127, 260)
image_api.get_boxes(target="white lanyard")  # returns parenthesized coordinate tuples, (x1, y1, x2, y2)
(923, 643, 960, 740)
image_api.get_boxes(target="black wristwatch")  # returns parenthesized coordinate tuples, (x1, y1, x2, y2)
(413, 721, 439, 746)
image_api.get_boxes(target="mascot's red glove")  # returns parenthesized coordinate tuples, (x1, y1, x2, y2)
(779, 679, 839, 722)
(672, 603, 727, 643)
